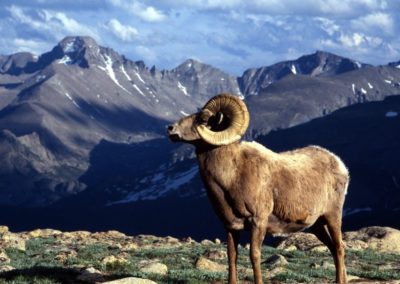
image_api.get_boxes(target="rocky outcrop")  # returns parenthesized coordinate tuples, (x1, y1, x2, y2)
(277, 226, 400, 253)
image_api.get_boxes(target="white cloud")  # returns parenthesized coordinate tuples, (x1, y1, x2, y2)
(109, 0, 166, 22)
(351, 12, 394, 35)
(339, 32, 365, 47)
(12, 38, 48, 54)
(42, 10, 97, 38)
(316, 17, 340, 36)
(135, 45, 158, 62)
(1, 0, 400, 75)
(105, 19, 138, 42)
(7, 5, 98, 41)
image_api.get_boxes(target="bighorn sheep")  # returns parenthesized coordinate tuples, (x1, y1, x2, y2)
(167, 94, 349, 284)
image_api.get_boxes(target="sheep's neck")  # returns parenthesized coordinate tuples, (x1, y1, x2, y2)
(195, 142, 247, 229)
(195, 142, 241, 191)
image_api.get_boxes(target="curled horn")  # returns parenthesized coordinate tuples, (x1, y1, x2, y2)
(196, 94, 249, 145)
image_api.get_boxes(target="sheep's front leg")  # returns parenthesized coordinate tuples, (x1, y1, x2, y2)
(250, 224, 267, 284)
(227, 230, 240, 284)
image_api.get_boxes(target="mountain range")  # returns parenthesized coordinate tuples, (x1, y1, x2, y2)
(0, 36, 399, 239)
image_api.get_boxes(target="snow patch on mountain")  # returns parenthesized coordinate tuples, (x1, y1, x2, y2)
(386, 111, 398, 118)
(367, 82, 373, 89)
(343, 207, 372, 216)
(63, 41, 77, 53)
(58, 55, 72, 65)
(108, 165, 199, 205)
(97, 55, 129, 93)
(178, 81, 189, 96)
(120, 65, 132, 81)
(361, 88, 367, 94)
(133, 84, 145, 96)
(134, 71, 146, 84)
(290, 64, 297, 74)
(64, 92, 81, 109)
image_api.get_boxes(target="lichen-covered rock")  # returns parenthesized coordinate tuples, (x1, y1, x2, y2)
(0, 226, 9, 235)
(0, 265, 14, 272)
(0, 251, 10, 264)
(344, 226, 400, 252)
(195, 256, 227, 272)
(0, 232, 26, 251)
(27, 228, 62, 238)
(103, 277, 157, 284)
(138, 260, 168, 275)
(204, 249, 227, 260)
(102, 254, 129, 266)
(263, 254, 288, 268)
(200, 239, 214, 246)
(276, 232, 322, 251)
(54, 249, 78, 263)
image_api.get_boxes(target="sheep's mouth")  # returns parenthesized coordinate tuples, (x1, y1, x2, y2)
(168, 133, 181, 142)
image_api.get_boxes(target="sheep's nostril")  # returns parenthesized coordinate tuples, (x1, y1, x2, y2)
(167, 125, 174, 132)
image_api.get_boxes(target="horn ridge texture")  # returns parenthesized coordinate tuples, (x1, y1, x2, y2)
(197, 93, 249, 146)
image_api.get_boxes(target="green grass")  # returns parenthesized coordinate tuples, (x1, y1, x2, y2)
(1, 236, 400, 283)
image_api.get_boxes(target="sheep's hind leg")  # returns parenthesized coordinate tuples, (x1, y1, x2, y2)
(310, 217, 335, 254)
(250, 224, 267, 284)
(325, 214, 347, 284)
(227, 230, 240, 284)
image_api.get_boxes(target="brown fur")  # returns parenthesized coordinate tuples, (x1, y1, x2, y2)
(168, 113, 349, 284)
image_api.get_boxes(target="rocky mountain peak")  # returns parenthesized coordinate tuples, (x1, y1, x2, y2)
(172, 59, 219, 76)
(0, 52, 39, 75)
(58, 36, 99, 55)
(50, 36, 105, 68)
(239, 50, 370, 96)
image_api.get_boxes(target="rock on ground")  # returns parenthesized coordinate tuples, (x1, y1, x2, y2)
(344, 226, 400, 252)
(103, 277, 157, 284)
(195, 256, 227, 272)
(276, 226, 400, 253)
(138, 260, 168, 275)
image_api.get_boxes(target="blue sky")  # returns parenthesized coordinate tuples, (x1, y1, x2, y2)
(1, 0, 399, 75)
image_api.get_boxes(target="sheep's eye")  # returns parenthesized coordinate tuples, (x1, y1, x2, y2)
(196, 116, 207, 124)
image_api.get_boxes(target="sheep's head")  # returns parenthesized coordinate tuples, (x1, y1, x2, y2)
(167, 93, 249, 146)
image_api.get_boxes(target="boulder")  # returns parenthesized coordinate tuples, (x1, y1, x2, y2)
(138, 260, 168, 275)
(344, 226, 400, 252)
(77, 267, 106, 282)
(204, 249, 227, 260)
(103, 277, 157, 284)
(263, 254, 288, 268)
(195, 256, 227, 273)
(0, 232, 26, 251)
(276, 232, 322, 251)
(0, 251, 10, 264)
